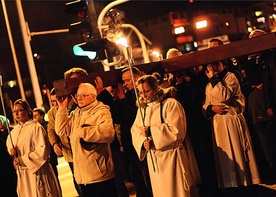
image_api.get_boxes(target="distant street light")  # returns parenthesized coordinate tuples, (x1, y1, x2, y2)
(196, 20, 208, 29)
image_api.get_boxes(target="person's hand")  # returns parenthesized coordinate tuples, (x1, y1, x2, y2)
(266, 108, 274, 116)
(140, 126, 149, 137)
(13, 157, 19, 167)
(175, 76, 184, 85)
(94, 76, 104, 95)
(205, 65, 214, 79)
(56, 96, 68, 111)
(256, 83, 263, 90)
(115, 84, 126, 100)
(53, 143, 63, 157)
(143, 139, 151, 151)
(212, 104, 228, 115)
(10, 147, 17, 157)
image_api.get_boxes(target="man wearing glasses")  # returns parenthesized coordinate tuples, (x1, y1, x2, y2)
(55, 83, 118, 197)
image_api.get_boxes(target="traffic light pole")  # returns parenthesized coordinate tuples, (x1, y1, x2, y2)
(28, 28, 69, 38)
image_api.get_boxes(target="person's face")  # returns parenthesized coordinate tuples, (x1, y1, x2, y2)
(250, 31, 265, 38)
(208, 41, 220, 48)
(122, 71, 135, 91)
(33, 111, 43, 123)
(0, 122, 5, 132)
(13, 104, 29, 124)
(69, 73, 80, 79)
(50, 95, 59, 109)
(167, 51, 182, 58)
(210, 61, 224, 74)
(75, 85, 96, 108)
(137, 82, 157, 103)
(190, 65, 203, 74)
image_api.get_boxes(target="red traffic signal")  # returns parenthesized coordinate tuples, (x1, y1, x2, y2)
(42, 88, 47, 95)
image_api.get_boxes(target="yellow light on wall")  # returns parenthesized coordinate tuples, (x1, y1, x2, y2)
(174, 26, 185, 35)
(196, 20, 207, 29)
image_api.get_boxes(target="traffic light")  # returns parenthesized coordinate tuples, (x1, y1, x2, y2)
(41, 87, 47, 95)
(65, 0, 93, 39)
(73, 38, 120, 60)
(69, 21, 92, 38)
(64, 0, 86, 17)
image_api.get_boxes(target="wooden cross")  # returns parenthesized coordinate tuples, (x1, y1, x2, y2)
(54, 32, 276, 97)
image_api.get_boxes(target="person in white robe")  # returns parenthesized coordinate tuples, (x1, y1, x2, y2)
(202, 60, 260, 188)
(131, 74, 199, 197)
(6, 99, 61, 197)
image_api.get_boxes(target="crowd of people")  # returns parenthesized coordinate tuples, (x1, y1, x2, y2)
(0, 28, 276, 197)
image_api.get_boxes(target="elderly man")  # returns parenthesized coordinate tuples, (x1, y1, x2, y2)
(55, 82, 118, 197)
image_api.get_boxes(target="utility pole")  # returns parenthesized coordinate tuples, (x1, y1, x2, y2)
(16, 0, 43, 108)
(1, 0, 26, 100)
(15, 0, 69, 109)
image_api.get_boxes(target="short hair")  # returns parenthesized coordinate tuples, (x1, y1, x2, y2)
(121, 67, 142, 77)
(208, 38, 223, 46)
(13, 99, 33, 119)
(249, 29, 267, 38)
(50, 88, 56, 95)
(78, 83, 97, 96)
(136, 75, 159, 90)
(152, 72, 163, 85)
(33, 108, 45, 116)
(64, 67, 88, 79)
(166, 48, 182, 59)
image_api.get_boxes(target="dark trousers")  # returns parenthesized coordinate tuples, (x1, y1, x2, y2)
(254, 119, 276, 179)
(127, 153, 152, 197)
(80, 178, 118, 197)
(68, 162, 83, 197)
(112, 150, 129, 197)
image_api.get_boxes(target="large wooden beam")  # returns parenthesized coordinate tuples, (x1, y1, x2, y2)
(161, 32, 276, 72)
(54, 32, 276, 97)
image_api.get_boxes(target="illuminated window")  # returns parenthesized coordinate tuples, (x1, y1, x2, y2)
(196, 20, 207, 29)
(174, 26, 185, 34)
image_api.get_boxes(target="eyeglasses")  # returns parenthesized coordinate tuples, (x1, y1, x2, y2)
(75, 94, 93, 99)
(51, 100, 57, 103)
(138, 89, 152, 96)
(13, 109, 26, 114)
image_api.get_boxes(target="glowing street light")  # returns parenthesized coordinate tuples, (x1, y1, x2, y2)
(196, 20, 207, 29)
